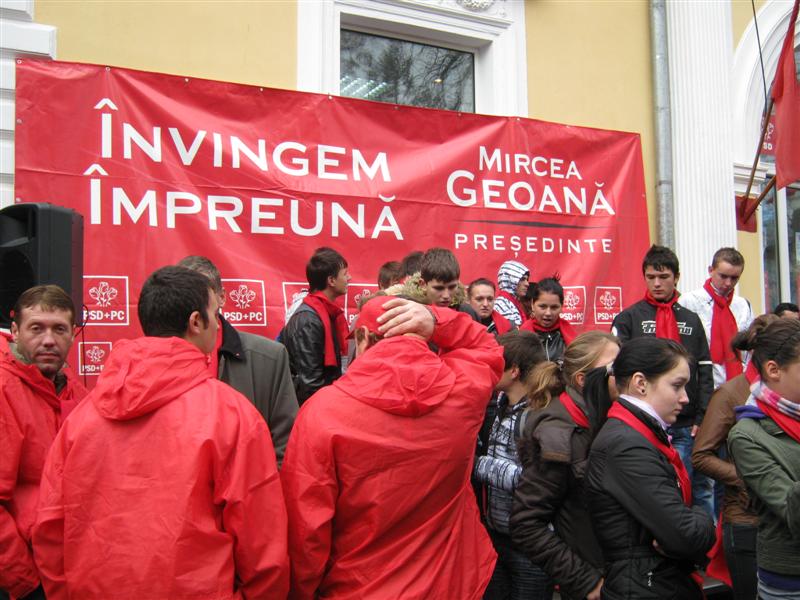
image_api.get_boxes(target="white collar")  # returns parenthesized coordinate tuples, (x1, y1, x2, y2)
(619, 394, 669, 431)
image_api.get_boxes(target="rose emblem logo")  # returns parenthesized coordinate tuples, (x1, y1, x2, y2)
(89, 281, 118, 307)
(599, 291, 617, 310)
(354, 289, 372, 306)
(230, 285, 256, 309)
(564, 291, 580, 311)
(86, 345, 106, 364)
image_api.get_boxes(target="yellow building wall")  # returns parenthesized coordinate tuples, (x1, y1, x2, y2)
(35, 0, 297, 90)
(731, 0, 767, 313)
(525, 0, 656, 243)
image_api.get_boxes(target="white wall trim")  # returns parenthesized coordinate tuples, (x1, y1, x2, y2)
(732, 0, 798, 165)
(297, 0, 528, 117)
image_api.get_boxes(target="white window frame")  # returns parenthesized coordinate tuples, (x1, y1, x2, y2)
(297, 0, 528, 117)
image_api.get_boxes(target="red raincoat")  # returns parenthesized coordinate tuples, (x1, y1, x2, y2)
(32, 336, 289, 600)
(281, 308, 504, 599)
(0, 346, 87, 598)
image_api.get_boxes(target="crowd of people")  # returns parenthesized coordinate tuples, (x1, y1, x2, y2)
(1, 244, 799, 600)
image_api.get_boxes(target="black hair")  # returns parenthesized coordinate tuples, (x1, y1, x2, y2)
(467, 278, 496, 296)
(400, 251, 424, 277)
(582, 337, 690, 433)
(138, 266, 211, 337)
(497, 330, 545, 384)
(774, 302, 799, 316)
(642, 244, 680, 276)
(420, 247, 460, 283)
(177, 255, 223, 295)
(732, 314, 800, 377)
(306, 247, 348, 292)
(526, 276, 564, 304)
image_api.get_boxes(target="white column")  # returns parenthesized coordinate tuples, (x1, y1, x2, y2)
(666, 1, 737, 292)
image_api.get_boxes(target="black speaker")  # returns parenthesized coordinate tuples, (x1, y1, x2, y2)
(0, 203, 84, 328)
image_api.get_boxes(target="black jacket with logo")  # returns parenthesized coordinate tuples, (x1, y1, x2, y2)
(611, 300, 713, 428)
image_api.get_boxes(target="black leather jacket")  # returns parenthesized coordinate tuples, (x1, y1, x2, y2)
(585, 398, 714, 600)
(282, 304, 342, 405)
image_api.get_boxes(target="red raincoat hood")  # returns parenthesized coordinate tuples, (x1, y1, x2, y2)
(333, 336, 456, 416)
(92, 336, 212, 420)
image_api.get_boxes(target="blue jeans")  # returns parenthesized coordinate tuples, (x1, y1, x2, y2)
(669, 425, 716, 520)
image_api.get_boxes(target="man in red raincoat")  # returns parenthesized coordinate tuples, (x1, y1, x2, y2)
(0, 285, 86, 600)
(281, 295, 505, 599)
(32, 266, 289, 600)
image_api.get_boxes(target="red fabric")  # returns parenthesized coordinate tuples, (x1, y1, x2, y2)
(704, 279, 743, 380)
(491, 311, 513, 335)
(519, 317, 577, 345)
(772, 0, 800, 189)
(497, 290, 527, 321)
(756, 398, 800, 444)
(303, 292, 348, 367)
(0, 352, 87, 598)
(643, 291, 682, 342)
(706, 516, 732, 588)
(32, 336, 289, 600)
(281, 309, 504, 599)
(558, 391, 590, 429)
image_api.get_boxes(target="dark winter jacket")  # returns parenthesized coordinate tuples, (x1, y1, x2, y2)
(282, 304, 342, 405)
(611, 300, 713, 428)
(586, 398, 715, 600)
(217, 316, 299, 466)
(511, 388, 603, 600)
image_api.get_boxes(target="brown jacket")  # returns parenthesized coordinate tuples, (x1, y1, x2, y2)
(691, 374, 758, 526)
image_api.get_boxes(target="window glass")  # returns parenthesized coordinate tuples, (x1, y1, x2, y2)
(340, 29, 475, 112)
(787, 185, 800, 304)
(762, 178, 780, 310)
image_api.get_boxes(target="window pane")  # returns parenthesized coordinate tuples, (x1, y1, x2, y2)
(787, 185, 800, 304)
(762, 178, 781, 310)
(340, 29, 475, 112)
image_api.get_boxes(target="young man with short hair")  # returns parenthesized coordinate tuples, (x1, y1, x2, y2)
(283, 247, 351, 404)
(494, 260, 530, 326)
(468, 278, 515, 336)
(418, 248, 479, 320)
(178, 255, 298, 466)
(611, 245, 714, 516)
(0, 285, 87, 599)
(281, 296, 504, 599)
(679, 247, 754, 388)
(32, 266, 289, 599)
(377, 260, 403, 290)
(773, 302, 799, 319)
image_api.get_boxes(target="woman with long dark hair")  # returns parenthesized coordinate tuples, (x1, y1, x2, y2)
(728, 317, 800, 600)
(584, 337, 715, 599)
(510, 331, 619, 600)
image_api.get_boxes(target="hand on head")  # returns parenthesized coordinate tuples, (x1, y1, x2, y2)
(376, 298, 435, 340)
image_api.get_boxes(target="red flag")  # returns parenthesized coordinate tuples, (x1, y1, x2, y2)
(772, 0, 800, 189)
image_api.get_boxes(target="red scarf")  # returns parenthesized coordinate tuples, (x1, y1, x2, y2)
(491, 311, 513, 335)
(519, 317, 576, 345)
(608, 401, 691, 503)
(643, 291, 682, 342)
(497, 290, 527, 321)
(608, 401, 705, 592)
(559, 391, 589, 428)
(703, 279, 742, 380)
(302, 292, 348, 368)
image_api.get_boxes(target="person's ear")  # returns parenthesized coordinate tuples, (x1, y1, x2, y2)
(10, 321, 18, 341)
(355, 326, 371, 357)
(630, 372, 648, 395)
(575, 371, 586, 389)
(187, 310, 203, 336)
(762, 359, 781, 383)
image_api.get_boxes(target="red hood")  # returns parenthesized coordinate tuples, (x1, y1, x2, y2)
(0, 349, 61, 409)
(92, 336, 212, 421)
(334, 336, 456, 416)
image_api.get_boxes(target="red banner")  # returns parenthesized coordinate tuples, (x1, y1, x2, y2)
(14, 59, 650, 382)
